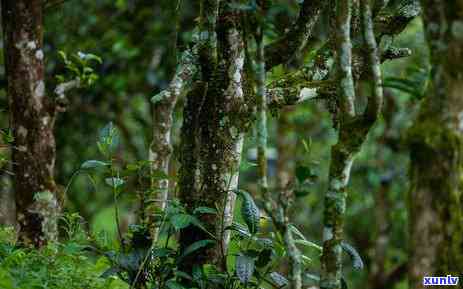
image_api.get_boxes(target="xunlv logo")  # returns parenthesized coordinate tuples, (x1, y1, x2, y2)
(423, 275, 459, 286)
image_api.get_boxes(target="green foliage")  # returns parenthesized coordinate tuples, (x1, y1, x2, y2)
(236, 190, 260, 235)
(56, 51, 102, 86)
(235, 255, 255, 284)
(0, 224, 127, 289)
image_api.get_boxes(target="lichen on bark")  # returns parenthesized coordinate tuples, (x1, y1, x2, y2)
(2, 0, 60, 247)
(178, 0, 250, 272)
(407, 1, 463, 287)
(321, 0, 385, 288)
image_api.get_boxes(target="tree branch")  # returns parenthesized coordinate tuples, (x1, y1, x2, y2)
(151, 48, 198, 105)
(264, 0, 327, 70)
(54, 78, 80, 112)
(362, 0, 384, 122)
(267, 80, 335, 113)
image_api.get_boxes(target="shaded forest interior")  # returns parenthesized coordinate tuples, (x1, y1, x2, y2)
(0, 1, 462, 289)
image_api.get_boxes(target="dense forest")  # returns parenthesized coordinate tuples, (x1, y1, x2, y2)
(0, 0, 462, 288)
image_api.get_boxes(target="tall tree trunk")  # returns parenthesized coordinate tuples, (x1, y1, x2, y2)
(0, 173, 15, 227)
(2, 0, 59, 247)
(321, 0, 383, 288)
(178, 0, 249, 271)
(407, 1, 463, 288)
(147, 0, 180, 241)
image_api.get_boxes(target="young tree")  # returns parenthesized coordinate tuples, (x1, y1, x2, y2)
(2, 0, 60, 247)
(407, 1, 463, 287)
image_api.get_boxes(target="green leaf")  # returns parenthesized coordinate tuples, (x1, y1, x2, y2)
(100, 266, 121, 278)
(151, 169, 170, 180)
(294, 188, 311, 198)
(225, 222, 251, 238)
(175, 270, 192, 281)
(1, 129, 14, 143)
(193, 206, 217, 215)
(294, 239, 323, 252)
(79, 52, 103, 64)
(240, 160, 257, 171)
(341, 242, 364, 270)
(189, 216, 216, 239)
(256, 248, 272, 267)
(179, 239, 215, 260)
(98, 122, 120, 154)
(235, 255, 255, 284)
(295, 165, 314, 183)
(80, 160, 108, 169)
(301, 254, 313, 264)
(290, 224, 322, 252)
(289, 224, 306, 240)
(237, 190, 260, 234)
(170, 214, 193, 230)
(301, 138, 312, 153)
(269, 272, 288, 287)
(304, 273, 320, 283)
(152, 248, 174, 258)
(166, 280, 187, 289)
(105, 177, 125, 188)
(255, 237, 273, 248)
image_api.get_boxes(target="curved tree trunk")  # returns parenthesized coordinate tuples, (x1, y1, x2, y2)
(2, 0, 59, 247)
(407, 1, 463, 288)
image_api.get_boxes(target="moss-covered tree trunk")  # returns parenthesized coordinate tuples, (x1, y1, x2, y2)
(178, 0, 249, 271)
(0, 173, 15, 227)
(320, 0, 384, 288)
(147, 0, 181, 241)
(407, 1, 463, 288)
(2, 0, 59, 247)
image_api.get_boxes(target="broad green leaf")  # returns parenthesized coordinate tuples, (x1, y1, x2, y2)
(240, 160, 257, 171)
(100, 266, 121, 278)
(270, 272, 288, 287)
(151, 169, 170, 180)
(304, 273, 320, 283)
(174, 270, 192, 281)
(193, 206, 217, 215)
(237, 190, 260, 234)
(80, 160, 108, 169)
(170, 214, 193, 230)
(235, 255, 255, 284)
(255, 237, 273, 248)
(301, 254, 313, 264)
(152, 248, 174, 258)
(224, 222, 251, 238)
(289, 224, 306, 240)
(294, 239, 323, 252)
(166, 280, 186, 289)
(98, 122, 120, 154)
(294, 188, 311, 198)
(295, 165, 315, 183)
(179, 239, 215, 260)
(190, 216, 216, 239)
(255, 248, 272, 267)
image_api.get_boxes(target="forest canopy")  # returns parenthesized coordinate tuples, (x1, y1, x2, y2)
(0, 1, 462, 289)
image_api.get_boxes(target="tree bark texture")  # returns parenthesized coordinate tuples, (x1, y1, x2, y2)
(407, 1, 463, 288)
(178, 0, 249, 271)
(2, 0, 59, 247)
